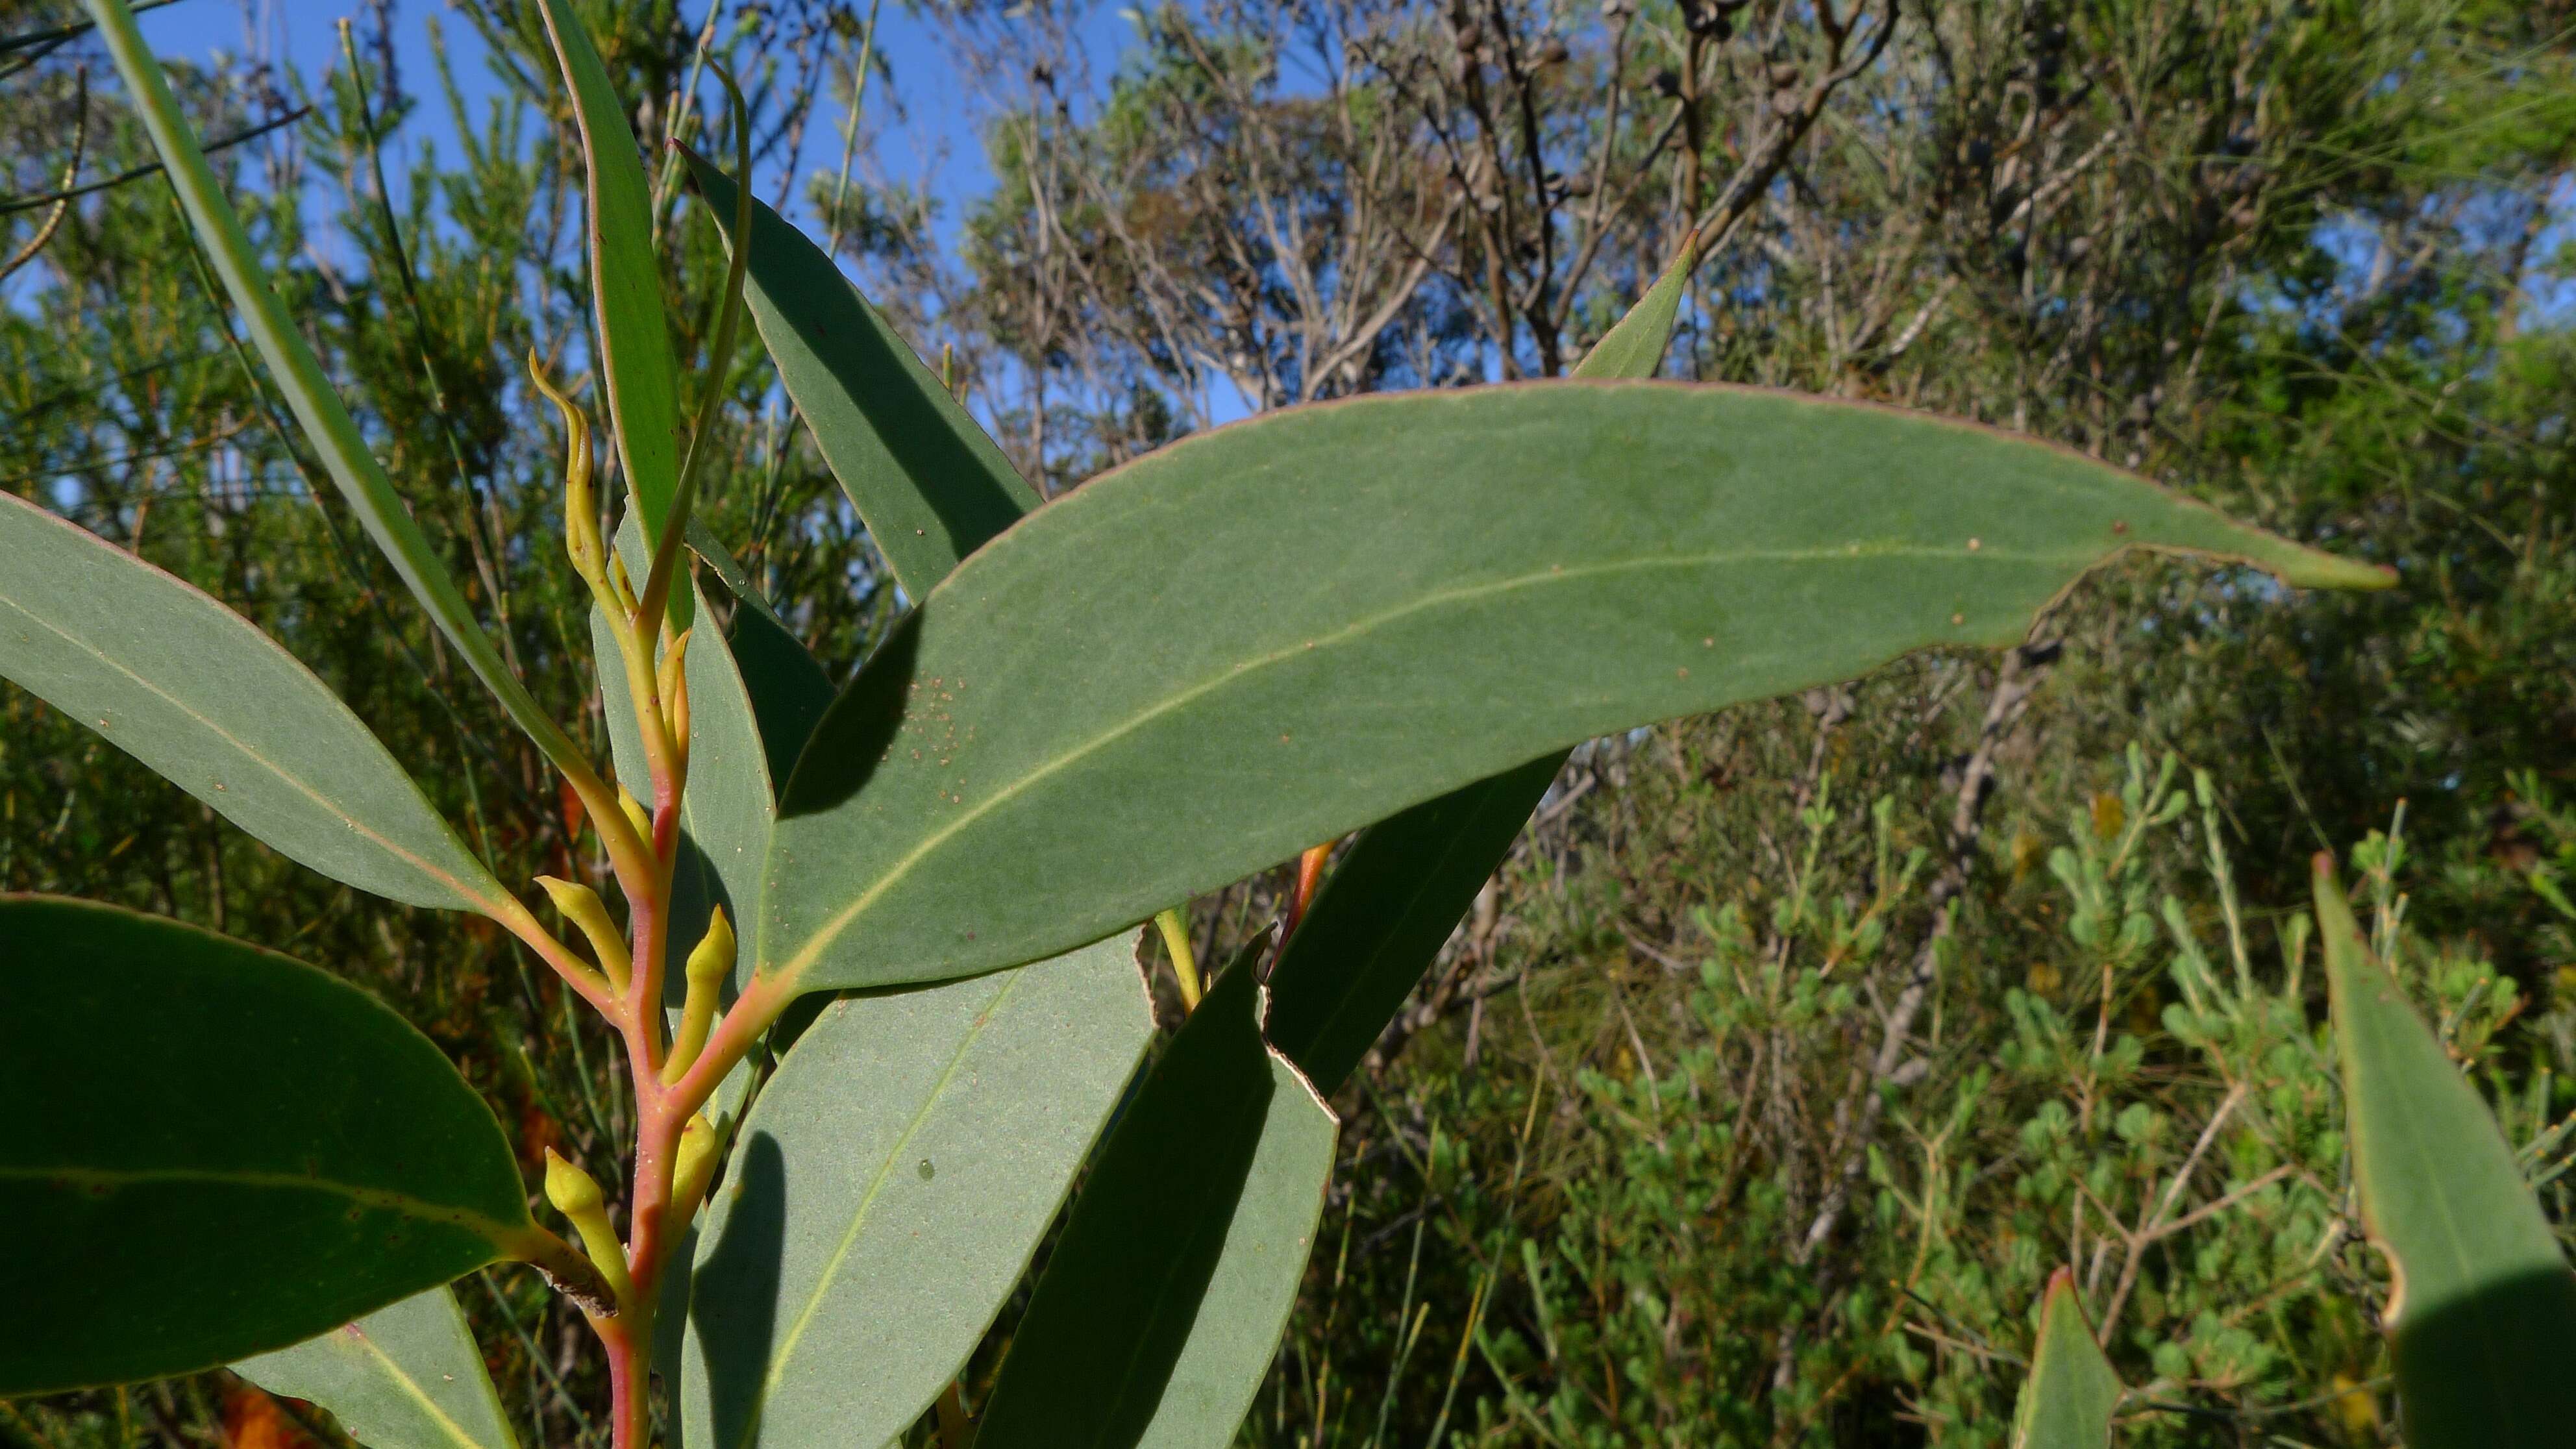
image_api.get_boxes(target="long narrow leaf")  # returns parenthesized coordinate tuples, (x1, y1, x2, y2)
(682, 153, 1039, 599)
(763, 382, 2389, 997)
(79, 0, 587, 774)
(976, 944, 1337, 1449)
(0, 897, 545, 1394)
(234, 1287, 521, 1449)
(534, 0, 682, 544)
(0, 493, 505, 913)
(2315, 858, 2576, 1447)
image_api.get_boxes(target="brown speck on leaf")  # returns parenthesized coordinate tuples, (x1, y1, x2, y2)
(1676, 667, 1690, 680)
(2111, 519, 2129, 534)
(1280, 733, 1293, 743)
(214, 782, 227, 791)
(1950, 612, 1966, 626)
(1702, 637, 1714, 647)
(1966, 537, 1982, 551)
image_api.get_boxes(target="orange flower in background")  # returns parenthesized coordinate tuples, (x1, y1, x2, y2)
(220, 1384, 322, 1449)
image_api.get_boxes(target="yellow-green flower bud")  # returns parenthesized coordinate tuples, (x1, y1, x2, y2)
(525, 353, 607, 593)
(536, 874, 632, 992)
(660, 628, 694, 773)
(671, 1113, 720, 1224)
(661, 906, 734, 1085)
(542, 1148, 632, 1304)
(615, 788, 654, 860)
(609, 553, 640, 619)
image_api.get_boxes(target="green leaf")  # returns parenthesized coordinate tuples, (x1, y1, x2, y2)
(676, 932, 1152, 1449)
(1265, 256, 1687, 1091)
(1569, 244, 1691, 382)
(0, 493, 504, 913)
(976, 944, 1338, 1449)
(2008, 1270, 2122, 1449)
(534, 0, 681, 545)
(2314, 858, 2576, 1447)
(79, 0, 591, 774)
(1267, 752, 1559, 1092)
(234, 1287, 521, 1449)
(0, 897, 541, 1395)
(682, 152, 1040, 600)
(763, 382, 2388, 995)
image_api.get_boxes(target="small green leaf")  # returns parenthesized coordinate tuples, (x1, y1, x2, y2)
(676, 932, 1152, 1449)
(976, 945, 1338, 1449)
(80, 0, 585, 769)
(2315, 858, 2576, 1447)
(1266, 249, 1690, 1087)
(234, 1287, 520, 1449)
(1570, 244, 1691, 382)
(682, 153, 1039, 600)
(764, 382, 2388, 996)
(2009, 1270, 2122, 1449)
(535, 0, 682, 545)
(0, 897, 540, 1394)
(0, 494, 504, 913)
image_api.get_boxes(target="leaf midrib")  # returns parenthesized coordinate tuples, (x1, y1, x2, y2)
(345, 1322, 504, 1449)
(732, 969, 1034, 1447)
(0, 588, 496, 913)
(773, 541, 2083, 986)
(0, 1165, 524, 1248)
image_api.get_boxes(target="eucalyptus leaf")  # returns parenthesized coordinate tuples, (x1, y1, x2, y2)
(1570, 242, 1692, 382)
(1265, 250, 1688, 1088)
(763, 382, 2388, 995)
(683, 153, 1039, 599)
(234, 1287, 521, 1449)
(534, 0, 681, 544)
(976, 944, 1338, 1449)
(2314, 859, 2576, 1447)
(677, 932, 1152, 1449)
(0, 492, 503, 913)
(2008, 1270, 2122, 1449)
(0, 897, 541, 1394)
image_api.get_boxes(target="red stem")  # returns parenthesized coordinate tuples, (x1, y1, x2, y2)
(594, 1311, 652, 1449)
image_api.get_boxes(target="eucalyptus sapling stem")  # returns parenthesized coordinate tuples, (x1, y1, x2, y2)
(1156, 907, 1204, 1009)
(1282, 841, 1333, 940)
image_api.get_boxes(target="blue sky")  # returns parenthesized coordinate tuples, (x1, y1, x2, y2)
(125, 0, 1139, 271)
